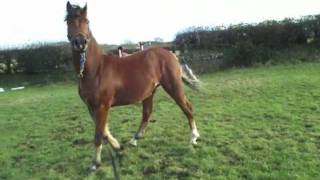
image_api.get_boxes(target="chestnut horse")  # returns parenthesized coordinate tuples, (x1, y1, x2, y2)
(65, 2, 200, 170)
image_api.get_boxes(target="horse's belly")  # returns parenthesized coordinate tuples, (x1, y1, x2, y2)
(112, 84, 156, 106)
(111, 93, 147, 106)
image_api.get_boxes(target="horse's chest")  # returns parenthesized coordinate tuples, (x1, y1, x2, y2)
(79, 85, 100, 106)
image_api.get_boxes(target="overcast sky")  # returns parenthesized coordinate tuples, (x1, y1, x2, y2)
(0, 0, 320, 47)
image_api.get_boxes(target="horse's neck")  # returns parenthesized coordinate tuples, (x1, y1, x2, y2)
(87, 38, 102, 74)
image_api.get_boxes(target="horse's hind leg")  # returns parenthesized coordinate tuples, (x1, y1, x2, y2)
(129, 93, 154, 146)
(161, 77, 200, 144)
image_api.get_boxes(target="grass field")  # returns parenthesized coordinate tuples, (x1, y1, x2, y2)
(1, 63, 320, 179)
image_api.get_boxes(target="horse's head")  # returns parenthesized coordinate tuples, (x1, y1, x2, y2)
(65, 1, 90, 53)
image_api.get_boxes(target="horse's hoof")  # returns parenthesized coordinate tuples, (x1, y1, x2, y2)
(191, 138, 198, 145)
(90, 164, 98, 171)
(119, 145, 125, 151)
(115, 149, 124, 166)
(90, 162, 101, 171)
(116, 146, 124, 157)
(129, 138, 137, 146)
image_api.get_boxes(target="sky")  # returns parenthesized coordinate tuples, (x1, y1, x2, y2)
(0, 0, 320, 47)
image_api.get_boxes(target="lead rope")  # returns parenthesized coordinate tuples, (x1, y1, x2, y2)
(78, 52, 87, 78)
(106, 145, 121, 180)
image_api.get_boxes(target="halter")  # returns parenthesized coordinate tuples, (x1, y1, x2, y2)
(68, 31, 90, 78)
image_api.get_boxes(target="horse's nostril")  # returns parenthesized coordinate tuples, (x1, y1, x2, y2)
(73, 39, 79, 46)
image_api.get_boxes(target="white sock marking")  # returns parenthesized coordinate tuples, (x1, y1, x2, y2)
(129, 138, 138, 146)
(95, 144, 102, 163)
(191, 128, 200, 145)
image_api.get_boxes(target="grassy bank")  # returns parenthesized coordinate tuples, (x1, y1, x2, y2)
(0, 63, 320, 179)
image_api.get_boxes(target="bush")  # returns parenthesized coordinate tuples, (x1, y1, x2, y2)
(174, 15, 320, 50)
(174, 14, 320, 69)
(222, 41, 273, 68)
(0, 43, 72, 74)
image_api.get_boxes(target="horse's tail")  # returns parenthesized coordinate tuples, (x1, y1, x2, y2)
(181, 64, 201, 91)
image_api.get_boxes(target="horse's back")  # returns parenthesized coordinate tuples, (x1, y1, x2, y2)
(117, 47, 175, 61)
(111, 47, 178, 72)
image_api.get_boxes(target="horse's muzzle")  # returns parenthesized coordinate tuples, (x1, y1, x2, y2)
(71, 36, 88, 52)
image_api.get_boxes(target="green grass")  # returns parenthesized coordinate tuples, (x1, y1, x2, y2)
(1, 63, 320, 179)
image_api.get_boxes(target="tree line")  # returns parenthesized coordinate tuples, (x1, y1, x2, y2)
(1, 14, 320, 74)
(0, 43, 72, 74)
(174, 15, 320, 68)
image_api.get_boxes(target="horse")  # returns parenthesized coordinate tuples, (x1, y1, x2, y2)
(118, 42, 144, 58)
(117, 46, 130, 58)
(138, 42, 144, 50)
(65, 2, 200, 170)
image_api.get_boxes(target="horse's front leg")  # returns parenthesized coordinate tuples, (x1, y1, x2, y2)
(90, 103, 122, 170)
(88, 105, 104, 171)
(101, 107, 121, 151)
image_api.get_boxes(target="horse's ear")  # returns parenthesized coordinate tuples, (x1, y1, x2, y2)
(66, 1, 72, 12)
(82, 3, 87, 16)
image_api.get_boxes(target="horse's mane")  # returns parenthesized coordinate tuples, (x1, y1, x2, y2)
(65, 4, 82, 22)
